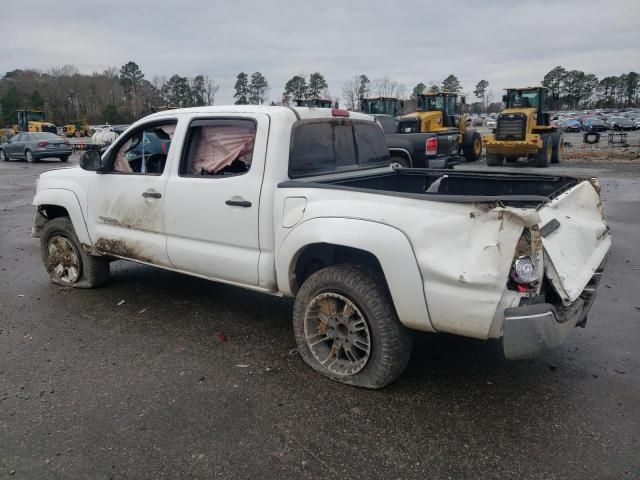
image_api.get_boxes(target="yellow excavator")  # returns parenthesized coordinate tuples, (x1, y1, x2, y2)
(14, 110, 58, 135)
(482, 86, 563, 168)
(395, 92, 483, 162)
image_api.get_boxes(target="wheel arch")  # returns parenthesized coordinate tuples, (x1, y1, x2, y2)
(277, 217, 434, 332)
(33, 189, 92, 247)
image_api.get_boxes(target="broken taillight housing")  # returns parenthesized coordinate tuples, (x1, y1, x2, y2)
(512, 256, 538, 284)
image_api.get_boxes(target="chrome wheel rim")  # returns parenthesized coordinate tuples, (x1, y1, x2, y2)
(303, 292, 371, 376)
(26, 151, 33, 162)
(47, 235, 81, 284)
(0, 150, 5, 161)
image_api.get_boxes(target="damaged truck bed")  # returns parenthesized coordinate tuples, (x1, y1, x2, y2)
(32, 105, 611, 388)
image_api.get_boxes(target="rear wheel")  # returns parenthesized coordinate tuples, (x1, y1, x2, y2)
(0, 149, 7, 162)
(293, 264, 412, 389)
(462, 130, 483, 162)
(60, 156, 69, 162)
(390, 155, 411, 168)
(534, 135, 552, 168)
(40, 217, 110, 288)
(551, 132, 564, 164)
(486, 152, 504, 166)
(25, 150, 34, 163)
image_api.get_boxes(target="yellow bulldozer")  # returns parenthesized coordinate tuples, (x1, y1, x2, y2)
(14, 110, 58, 135)
(482, 86, 564, 168)
(395, 92, 483, 162)
(62, 120, 91, 138)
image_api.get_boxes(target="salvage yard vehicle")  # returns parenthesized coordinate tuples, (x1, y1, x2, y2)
(1, 132, 71, 162)
(388, 92, 483, 168)
(62, 120, 91, 138)
(14, 109, 57, 135)
(32, 105, 611, 388)
(483, 87, 564, 167)
(294, 98, 333, 108)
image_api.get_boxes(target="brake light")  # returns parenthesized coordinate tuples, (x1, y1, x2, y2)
(425, 137, 438, 155)
(37, 141, 49, 147)
(331, 108, 349, 117)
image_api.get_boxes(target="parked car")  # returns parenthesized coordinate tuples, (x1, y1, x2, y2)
(32, 105, 611, 388)
(486, 118, 496, 128)
(563, 119, 582, 132)
(0, 132, 71, 163)
(582, 118, 607, 132)
(607, 117, 635, 131)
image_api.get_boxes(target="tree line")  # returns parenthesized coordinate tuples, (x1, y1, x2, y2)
(542, 66, 638, 110)
(0, 62, 219, 126)
(2, 61, 638, 127)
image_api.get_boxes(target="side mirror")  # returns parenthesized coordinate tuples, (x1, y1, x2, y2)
(502, 94, 508, 103)
(80, 150, 108, 172)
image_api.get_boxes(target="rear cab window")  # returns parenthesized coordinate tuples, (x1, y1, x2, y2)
(288, 119, 389, 178)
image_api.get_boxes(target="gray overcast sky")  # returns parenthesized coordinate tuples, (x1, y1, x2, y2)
(2, 0, 639, 104)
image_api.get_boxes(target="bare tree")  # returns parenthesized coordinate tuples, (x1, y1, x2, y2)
(204, 76, 219, 105)
(341, 75, 360, 110)
(371, 77, 400, 97)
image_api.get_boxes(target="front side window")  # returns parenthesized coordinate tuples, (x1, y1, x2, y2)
(181, 119, 256, 176)
(112, 122, 176, 174)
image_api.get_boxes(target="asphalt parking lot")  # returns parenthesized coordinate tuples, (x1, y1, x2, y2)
(1, 153, 639, 479)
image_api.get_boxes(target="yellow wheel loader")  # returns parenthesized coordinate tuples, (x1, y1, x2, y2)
(62, 121, 91, 138)
(14, 110, 58, 135)
(482, 87, 564, 168)
(396, 92, 483, 162)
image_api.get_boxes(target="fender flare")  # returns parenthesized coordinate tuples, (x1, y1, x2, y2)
(33, 188, 92, 246)
(276, 217, 434, 332)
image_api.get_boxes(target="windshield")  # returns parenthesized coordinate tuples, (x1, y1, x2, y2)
(418, 95, 444, 111)
(26, 111, 45, 122)
(364, 99, 397, 116)
(507, 90, 540, 109)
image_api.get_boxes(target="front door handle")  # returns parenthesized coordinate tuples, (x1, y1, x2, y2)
(225, 198, 252, 207)
(142, 191, 162, 199)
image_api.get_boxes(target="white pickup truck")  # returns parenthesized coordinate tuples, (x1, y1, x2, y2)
(32, 106, 611, 388)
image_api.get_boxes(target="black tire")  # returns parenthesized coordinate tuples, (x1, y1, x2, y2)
(40, 217, 110, 288)
(60, 156, 69, 162)
(534, 135, 552, 168)
(551, 132, 564, 164)
(390, 155, 411, 168)
(0, 149, 7, 162)
(293, 264, 413, 389)
(25, 150, 34, 163)
(486, 152, 504, 166)
(74, 129, 82, 138)
(462, 130, 482, 162)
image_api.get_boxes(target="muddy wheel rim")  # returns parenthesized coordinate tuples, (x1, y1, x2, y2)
(303, 292, 371, 376)
(558, 139, 564, 160)
(47, 235, 81, 284)
(474, 137, 482, 156)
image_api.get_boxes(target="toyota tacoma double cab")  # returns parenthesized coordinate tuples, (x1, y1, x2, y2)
(32, 106, 611, 388)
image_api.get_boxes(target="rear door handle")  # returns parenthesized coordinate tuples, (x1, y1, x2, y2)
(225, 198, 252, 207)
(142, 191, 162, 199)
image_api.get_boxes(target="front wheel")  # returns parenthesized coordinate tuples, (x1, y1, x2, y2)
(60, 156, 69, 162)
(293, 265, 412, 389)
(0, 149, 7, 162)
(486, 152, 504, 166)
(41, 217, 110, 288)
(551, 132, 564, 164)
(534, 135, 552, 168)
(25, 150, 34, 163)
(462, 131, 483, 162)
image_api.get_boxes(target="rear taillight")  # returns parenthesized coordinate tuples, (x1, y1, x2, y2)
(331, 108, 349, 117)
(425, 137, 438, 155)
(37, 141, 49, 147)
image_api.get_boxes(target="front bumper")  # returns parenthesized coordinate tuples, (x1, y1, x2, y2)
(483, 133, 541, 156)
(502, 270, 602, 359)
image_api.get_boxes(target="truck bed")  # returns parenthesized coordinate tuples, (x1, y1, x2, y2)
(283, 168, 579, 208)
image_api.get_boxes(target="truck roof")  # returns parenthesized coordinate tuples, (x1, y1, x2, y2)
(142, 105, 374, 122)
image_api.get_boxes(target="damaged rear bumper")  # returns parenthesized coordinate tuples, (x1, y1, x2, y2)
(502, 271, 602, 359)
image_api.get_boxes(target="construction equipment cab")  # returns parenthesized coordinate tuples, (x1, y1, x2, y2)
(15, 110, 57, 135)
(360, 97, 404, 133)
(483, 87, 564, 168)
(294, 98, 333, 108)
(391, 92, 483, 165)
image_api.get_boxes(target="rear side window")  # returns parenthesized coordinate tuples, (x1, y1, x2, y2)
(289, 120, 388, 178)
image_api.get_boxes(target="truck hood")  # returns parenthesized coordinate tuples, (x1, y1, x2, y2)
(538, 180, 611, 304)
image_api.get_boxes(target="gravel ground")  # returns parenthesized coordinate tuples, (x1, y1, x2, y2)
(1, 154, 639, 479)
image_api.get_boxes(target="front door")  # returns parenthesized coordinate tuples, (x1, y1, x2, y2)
(164, 115, 268, 286)
(86, 121, 178, 267)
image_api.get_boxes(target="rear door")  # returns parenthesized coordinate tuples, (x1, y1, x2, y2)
(538, 180, 611, 304)
(163, 114, 269, 286)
